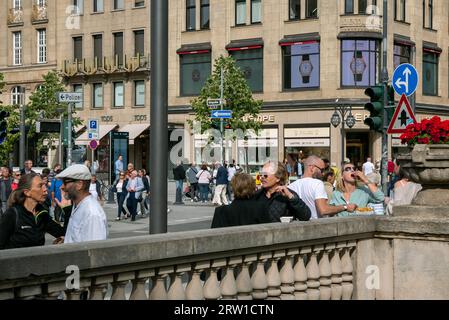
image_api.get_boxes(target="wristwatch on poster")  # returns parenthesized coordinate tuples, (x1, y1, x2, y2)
(299, 54, 313, 84)
(350, 51, 366, 82)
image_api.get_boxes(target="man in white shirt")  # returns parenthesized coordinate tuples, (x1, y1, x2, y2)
(288, 155, 357, 219)
(362, 157, 375, 176)
(57, 164, 108, 243)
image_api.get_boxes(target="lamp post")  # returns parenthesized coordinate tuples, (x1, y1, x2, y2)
(331, 105, 356, 166)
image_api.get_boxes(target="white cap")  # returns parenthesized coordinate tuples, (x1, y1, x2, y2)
(56, 164, 92, 181)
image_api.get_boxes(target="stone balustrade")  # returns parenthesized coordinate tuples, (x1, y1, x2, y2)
(2, 207, 449, 300)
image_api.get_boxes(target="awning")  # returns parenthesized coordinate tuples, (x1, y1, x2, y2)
(118, 123, 149, 144)
(226, 38, 264, 51)
(423, 41, 442, 54)
(337, 31, 382, 40)
(279, 32, 320, 46)
(176, 42, 212, 55)
(75, 124, 118, 145)
(394, 34, 415, 47)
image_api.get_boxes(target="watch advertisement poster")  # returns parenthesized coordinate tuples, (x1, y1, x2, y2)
(290, 42, 320, 88)
(341, 40, 377, 86)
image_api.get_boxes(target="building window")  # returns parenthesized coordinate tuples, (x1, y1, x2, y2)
(186, 0, 196, 31)
(345, 0, 354, 14)
(93, 34, 102, 66)
(134, 30, 144, 57)
(113, 0, 124, 10)
(93, 0, 103, 12)
(251, 0, 261, 23)
(341, 39, 379, 87)
(422, 50, 438, 96)
(393, 43, 411, 69)
(113, 32, 123, 66)
(73, 0, 83, 14)
(289, 0, 300, 20)
(422, 0, 433, 29)
(14, 0, 21, 9)
(73, 36, 82, 61)
(134, 80, 145, 106)
(428, 0, 433, 29)
(134, 0, 145, 7)
(37, 29, 47, 63)
(282, 41, 320, 90)
(37, 0, 46, 7)
(229, 48, 263, 92)
(13, 31, 22, 65)
(395, 0, 406, 21)
(180, 52, 211, 96)
(113, 82, 124, 107)
(200, 0, 210, 29)
(305, 0, 318, 18)
(358, 0, 367, 14)
(92, 83, 103, 108)
(73, 84, 83, 109)
(235, 0, 246, 25)
(11, 86, 25, 105)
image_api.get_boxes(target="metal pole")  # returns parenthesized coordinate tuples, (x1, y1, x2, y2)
(341, 109, 345, 166)
(150, 0, 168, 234)
(220, 67, 225, 163)
(19, 105, 25, 168)
(59, 114, 63, 166)
(67, 103, 73, 167)
(381, 0, 389, 195)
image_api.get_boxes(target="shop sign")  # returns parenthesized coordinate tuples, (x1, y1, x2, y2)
(284, 127, 329, 138)
(237, 139, 278, 148)
(242, 114, 275, 123)
(285, 138, 330, 147)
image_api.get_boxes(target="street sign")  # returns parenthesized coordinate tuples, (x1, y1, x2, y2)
(57, 92, 83, 103)
(207, 98, 223, 109)
(88, 132, 99, 140)
(392, 63, 419, 96)
(89, 139, 99, 150)
(87, 118, 99, 140)
(387, 94, 417, 134)
(211, 110, 232, 119)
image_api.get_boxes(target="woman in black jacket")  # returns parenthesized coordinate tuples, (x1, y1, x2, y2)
(211, 173, 271, 228)
(254, 161, 311, 222)
(112, 171, 129, 220)
(0, 173, 64, 250)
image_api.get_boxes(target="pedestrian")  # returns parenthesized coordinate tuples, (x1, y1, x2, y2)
(212, 162, 229, 206)
(186, 163, 199, 202)
(138, 169, 150, 216)
(0, 173, 64, 250)
(89, 174, 102, 202)
(112, 171, 128, 220)
(48, 163, 61, 183)
(295, 158, 303, 178)
(386, 166, 422, 215)
(50, 174, 64, 222)
(11, 171, 20, 191)
(323, 170, 336, 203)
(173, 161, 186, 205)
(20, 160, 35, 175)
(254, 161, 311, 222)
(288, 155, 356, 219)
(284, 158, 293, 177)
(196, 164, 212, 203)
(330, 162, 384, 216)
(126, 170, 144, 221)
(56, 164, 108, 243)
(227, 163, 237, 202)
(211, 173, 271, 228)
(362, 157, 375, 176)
(114, 154, 124, 181)
(126, 163, 135, 179)
(0, 167, 13, 215)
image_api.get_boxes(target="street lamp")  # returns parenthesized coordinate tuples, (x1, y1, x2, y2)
(331, 104, 355, 166)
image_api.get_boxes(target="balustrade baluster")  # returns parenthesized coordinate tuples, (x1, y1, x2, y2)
(294, 248, 308, 300)
(266, 251, 283, 300)
(251, 252, 270, 300)
(305, 247, 320, 300)
(341, 241, 356, 300)
(168, 265, 190, 300)
(186, 261, 208, 300)
(44, 282, 67, 301)
(318, 245, 332, 300)
(236, 254, 256, 300)
(280, 249, 295, 300)
(130, 270, 154, 300)
(331, 243, 343, 300)
(220, 257, 240, 300)
(204, 259, 226, 300)
(111, 272, 134, 300)
(66, 279, 91, 300)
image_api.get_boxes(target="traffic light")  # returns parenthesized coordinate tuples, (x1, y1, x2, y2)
(0, 110, 9, 145)
(364, 85, 384, 132)
(386, 84, 395, 124)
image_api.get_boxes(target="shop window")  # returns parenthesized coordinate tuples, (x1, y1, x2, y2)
(180, 51, 211, 96)
(341, 39, 379, 87)
(283, 41, 320, 90)
(230, 48, 263, 92)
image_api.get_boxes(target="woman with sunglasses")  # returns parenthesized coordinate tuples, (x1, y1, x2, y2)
(330, 163, 385, 216)
(112, 171, 129, 220)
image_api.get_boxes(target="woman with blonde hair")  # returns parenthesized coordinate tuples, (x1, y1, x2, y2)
(330, 162, 384, 216)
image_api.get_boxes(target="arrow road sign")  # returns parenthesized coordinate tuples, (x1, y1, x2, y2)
(207, 98, 223, 109)
(211, 110, 232, 119)
(392, 63, 419, 96)
(387, 94, 417, 134)
(57, 92, 83, 103)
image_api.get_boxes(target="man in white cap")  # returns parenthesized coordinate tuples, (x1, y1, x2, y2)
(56, 164, 108, 243)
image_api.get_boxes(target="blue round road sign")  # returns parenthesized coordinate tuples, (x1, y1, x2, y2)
(392, 63, 419, 96)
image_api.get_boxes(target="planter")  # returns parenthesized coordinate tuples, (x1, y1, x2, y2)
(397, 144, 449, 206)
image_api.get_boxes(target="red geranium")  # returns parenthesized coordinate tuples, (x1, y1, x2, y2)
(400, 116, 449, 147)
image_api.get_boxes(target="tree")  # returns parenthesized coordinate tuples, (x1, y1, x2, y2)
(189, 56, 262, 168)
(0, 73, 20, 164)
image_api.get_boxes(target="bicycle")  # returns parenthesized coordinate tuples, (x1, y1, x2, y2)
(99, 178, 113, 202)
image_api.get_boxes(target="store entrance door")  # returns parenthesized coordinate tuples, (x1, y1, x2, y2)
(346, 132, 370, 168)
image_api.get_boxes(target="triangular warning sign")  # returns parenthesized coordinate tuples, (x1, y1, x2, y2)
(387, 94, 417, 134)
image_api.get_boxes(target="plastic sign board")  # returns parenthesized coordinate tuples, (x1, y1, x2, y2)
(57, 92, 83, 103)
(207, 98, 223, 109)
(88, 132, 99, 140)
(387, 94, 417, 134)
(211, 110, 232, 119)
(87, 118, 99, 140)
(89, 139, 99, 150)
(392, 63, 419, 96)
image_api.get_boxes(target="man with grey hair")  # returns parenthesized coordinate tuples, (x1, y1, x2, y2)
(212, 161, 229, 206)
(288, 155, 357, 219)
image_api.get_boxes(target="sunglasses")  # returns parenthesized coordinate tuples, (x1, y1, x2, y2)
(344, 166, 356, 172)
(260, 172, 271, 179)
(312, 165, 325, 173)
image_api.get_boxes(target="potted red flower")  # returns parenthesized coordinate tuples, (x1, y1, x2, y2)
(400, 116, 449, 146)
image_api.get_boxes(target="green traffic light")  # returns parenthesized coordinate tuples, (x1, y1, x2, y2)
(364, 85, 384, 101)
(364, 84, 385, 133)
